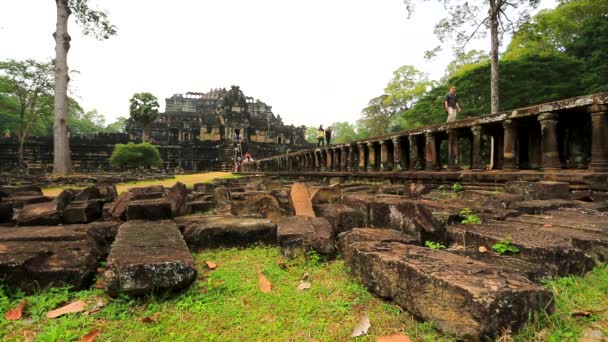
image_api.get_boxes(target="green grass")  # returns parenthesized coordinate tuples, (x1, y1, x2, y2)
(1, 247, 606, 341)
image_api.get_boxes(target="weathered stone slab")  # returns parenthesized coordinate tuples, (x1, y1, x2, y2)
(337, 228, 418, 261)
(193, 182, 215, 193)
(509, 199, 579, 214)
(342, 194, 446, 243)
(125, 198, 172, 221)
(263, 180, 284, 191)
(187, 200, 215, 214)
(505, 181, 570, 200)
(0, 221, 119, 292)
(403, 182, 433, 198)
(175, 214, 277, 250)
(103, 220, 196, 297)
(230, 192, 283, 221)
(344, 241, 554, 341)
(0, 185, 43, 198)
(276, 215, 334, 258)
(447, 220, 606, 276)
(314, 203, 364, 235)
(213, 187, 231, 204)
(110, 191, 134, 220)
(62, 200, 103, 224)
(290, 182, 316, 217)
(13, 201, 61, 226)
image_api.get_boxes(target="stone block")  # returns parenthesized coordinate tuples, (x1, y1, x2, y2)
(230, 192, 283, 221)
(104, 220, 196, 297)
(175, 214, 277, 250)
(193, 182, 215, 193)
(337, 228, 418, 261)
(14, 201, 61, 226)
(187, 200, 215, 214)
(345, 241, 554, 340)
(290, 182, 315, 217)
(310, 186, 341, 205)
(213, 187, 231, 204)
(531, 181, 570, 200)
(125, 198, 172, 221)
(62, 200, 103, 224)
(277, 216, 334, 258)
(314, 203, 364, 235)
(167, 182, 188, 217)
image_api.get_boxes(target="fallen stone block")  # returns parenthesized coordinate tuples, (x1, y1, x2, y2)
(345, 241, 554, 340)
(310, 186, 341, 205)
(277, 215, 334, 258)
(167, 182, 188, 217)
(230, 192, 283, 221)
(314, 203, 364, 235)
(175, 214, 277, 250)
(62, 200, 103, 224)
(193, 182, 215, 193)
(109, 192, 134, 220)
(337, 228, 418, 261)
(342, 194, 446, 243)
(0, 185, 43, 198)
(103, 220, 196, 297)
(213, 187, 231, 204)
(403, 182, 433, 198)
(290, 182, 315, 217)
(447, 220, 604, 276)
(263, 180, 284, 191)
(505, 181, 570, 200)
(125, 198, 172, 221)
(187, 200, 215, 214)
(74, 184, 118, 202)
(13, 201, 61, 226)
(0, 222, 119, 292)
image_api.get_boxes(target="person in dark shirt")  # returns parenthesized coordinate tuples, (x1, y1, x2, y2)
(444, 85, 461, 122)
(325, 127, 332, 145)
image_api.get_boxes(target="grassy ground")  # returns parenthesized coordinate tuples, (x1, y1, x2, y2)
(43, 172, 239, 197)
(1, 246, 606, 341)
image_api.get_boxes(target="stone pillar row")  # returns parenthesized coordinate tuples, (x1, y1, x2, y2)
(255, 107, 606, 172)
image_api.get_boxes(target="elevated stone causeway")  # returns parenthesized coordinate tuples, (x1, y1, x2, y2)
(246, 93, 608, 193)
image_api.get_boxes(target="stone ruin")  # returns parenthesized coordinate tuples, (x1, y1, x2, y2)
(1, 173, 608, 340)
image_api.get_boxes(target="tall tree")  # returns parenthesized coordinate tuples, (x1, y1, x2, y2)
(129, 92, 160, 142)
(53, 0, 116, 175)
(0, 60, 54, 166)
(104, 116, 128, 133)
(404, 0, 540, 114)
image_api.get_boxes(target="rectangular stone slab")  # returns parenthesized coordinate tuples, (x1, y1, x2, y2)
(290, 182, 315, 217)
(276, 215, 334, 257)
(104, 220, 196, 297)
(125, 198, 172, 221)
(345, 241, 554, 341)
(174, 214, 277, 250)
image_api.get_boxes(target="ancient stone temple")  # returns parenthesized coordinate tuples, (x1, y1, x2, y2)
(0, 86, 310, 172)
(128, 86, 307, 146)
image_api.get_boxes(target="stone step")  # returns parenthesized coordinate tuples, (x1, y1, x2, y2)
(342, 238, 554, 341)
(174, 214, 277, 250)
(447, 220, 608, 276)
(103, 220, 196, 297)
(0, 222, 119, 292)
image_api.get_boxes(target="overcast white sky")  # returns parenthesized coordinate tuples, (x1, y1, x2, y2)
(0, 0, 556, 127)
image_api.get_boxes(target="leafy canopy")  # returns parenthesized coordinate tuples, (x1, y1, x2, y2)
(109, 142, 163, 169)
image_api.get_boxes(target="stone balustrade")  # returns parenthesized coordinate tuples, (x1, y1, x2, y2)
(244, 93, 608, 178)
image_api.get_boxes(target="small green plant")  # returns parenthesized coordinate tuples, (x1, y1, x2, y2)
(452, 182, 463, 193)
(425, 241, 446, 250)
(492, 237, 520, 255)
(460, 208, 481, 224)
(437, 185, 448, 191)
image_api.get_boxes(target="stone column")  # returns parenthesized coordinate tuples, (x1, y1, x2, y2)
(538, 112, 561, 170)
(358, 143, 366, 171)
(341, 146, 348, 170)
(314, 151, 320, 171)
(348, 144, 357, 171)
(589, 105, 608, 171)
(424, 133, 439, 170)
(502, 119, 518, 170)
(471, 125, 483, 170)
(393, 137, 403, 171)
(409, 135, 420, 170)
(367, 142, 377, 171)
(333, 148, 340, 171)
(326, 148, 334, 171)
(380, 140, 393, 171)
(447, 129, 459, 170)
(320, 150, 327, 172)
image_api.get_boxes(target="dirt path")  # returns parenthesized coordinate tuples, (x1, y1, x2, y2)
(43, 172, 235, 196)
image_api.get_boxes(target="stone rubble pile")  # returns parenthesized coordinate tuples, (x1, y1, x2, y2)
(1, 176, 607, 340)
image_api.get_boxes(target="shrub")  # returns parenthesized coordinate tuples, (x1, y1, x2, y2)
(109, 142, 162, 169)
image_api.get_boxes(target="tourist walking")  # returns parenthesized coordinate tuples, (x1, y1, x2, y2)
(444, 85, 461, 122)
(317, 125, 325, 146)
(325, 126, 332, 145)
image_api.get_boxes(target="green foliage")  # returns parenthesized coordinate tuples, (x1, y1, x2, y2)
(68, 0, 117, 40)
(104, 116, 128, 133)
(425, 241, 447, 250)
(109, 142, 162, 169)
(451, 183, 463, 193)
(129, 92, 159, 142)
(492, 237, 520, 255)
(460, 208, 481, 225)
(305, 126, 319, 144)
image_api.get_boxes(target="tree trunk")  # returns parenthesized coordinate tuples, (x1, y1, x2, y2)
(17, 136, 25, 167)
(142, 128, 146, 143)
(489, 2, 500, 114)
(52, 0, 72, 175)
